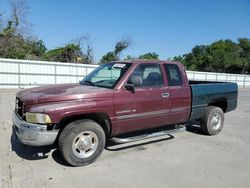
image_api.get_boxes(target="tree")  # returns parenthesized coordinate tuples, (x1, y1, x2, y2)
(123, 52, 159, 61)
(124, 55, 136, 60)
(10, 0, 31, 37)
(42, 35, 94, 64)
(206, 40, 241, 72)
(83, 44, 94, 64)
(114, 39, 131, 57)
(173, 39, 250, 74)
(138, 52, 159, 60)
(0, 0, 96, 63)
(172, 55, 183, 62)
(238, 38, 250, 73)
(0, 18, 46, 59)
(73, 35, 94, 64)
(42, 44, 83, 63)
(179, 45, 211, 71)
(0, 12, 3, 31)
(99, 52, 118, 64)
(99, 39, 131, 64)
(0, 0, 47, 60)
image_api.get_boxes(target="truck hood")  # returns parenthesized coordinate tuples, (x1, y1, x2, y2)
(16, 83, 113, 105)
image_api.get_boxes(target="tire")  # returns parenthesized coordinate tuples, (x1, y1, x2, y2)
(200, 106, 224, 135)
(58, 119, 106, 166)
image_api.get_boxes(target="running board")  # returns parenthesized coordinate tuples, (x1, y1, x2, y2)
(110, 125, 186, 144)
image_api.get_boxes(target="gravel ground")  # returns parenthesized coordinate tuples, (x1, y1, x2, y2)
(0, 88, 250, 188)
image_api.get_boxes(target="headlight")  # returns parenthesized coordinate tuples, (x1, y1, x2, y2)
(25, 112, 52, 124)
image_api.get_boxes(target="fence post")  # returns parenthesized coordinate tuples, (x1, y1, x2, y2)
(216, 74, 218, 81)
(18, 61, 21, 88)
(205, 72, 208, 81)
(54, 64, 57, 84)
(243, 75, 246, 88)
(76, 65, 78, 83)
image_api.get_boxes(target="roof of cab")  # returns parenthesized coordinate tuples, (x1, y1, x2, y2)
(112, 59, 183, 66)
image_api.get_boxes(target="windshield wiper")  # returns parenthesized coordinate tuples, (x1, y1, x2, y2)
(81, 80, 96, 86)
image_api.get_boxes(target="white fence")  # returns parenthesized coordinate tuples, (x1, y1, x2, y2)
(186, 70, 250, 88)
(0, 58, 97, 88)
(0, 58, 250, 88)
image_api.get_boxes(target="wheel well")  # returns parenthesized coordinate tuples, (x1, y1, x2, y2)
(55, 113, 112, 136)
(208, 98, 227, 112)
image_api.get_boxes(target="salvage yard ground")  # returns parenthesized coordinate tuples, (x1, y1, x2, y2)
(0, 89, 250, 188)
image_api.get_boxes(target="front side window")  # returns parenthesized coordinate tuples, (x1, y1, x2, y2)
(164, 64, 183, 86)
(80, 62, 131, 88)
(128, 63, 163, 87)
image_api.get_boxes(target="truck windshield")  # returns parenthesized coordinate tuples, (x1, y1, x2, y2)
(80, 62, 132, 89)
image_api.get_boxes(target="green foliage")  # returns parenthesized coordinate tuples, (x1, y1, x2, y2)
(138, 52, 159, 60)
(0, 1, 93, 63)
(173, 39, 250, 74)
(0, 16, 92, 63)
(99, 39, 131, 64)
(124, 55, 136, 60)
(42, 44, 83, 63)
(0, 1, 46, 60)
(114, 40, 131, 56)
(238, 38, 250, 73)
(0, 23, 47, 59)
(172, 55, 183, 62)
(32, 40, 47, 56)
(124, 52, 159, 61)
(99, 52, 118, 64)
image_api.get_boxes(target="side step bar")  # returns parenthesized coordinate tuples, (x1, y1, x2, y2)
(110, 125, 186, 144)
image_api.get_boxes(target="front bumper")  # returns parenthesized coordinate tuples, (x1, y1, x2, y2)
(12, 111, 59, 146)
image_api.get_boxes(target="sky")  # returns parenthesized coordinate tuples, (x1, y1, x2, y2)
(1, 0, 250, 62)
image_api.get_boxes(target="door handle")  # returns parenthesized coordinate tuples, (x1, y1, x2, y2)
(162, 93, 170, 98)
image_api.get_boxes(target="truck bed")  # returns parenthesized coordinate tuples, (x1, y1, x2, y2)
(189, 80, 238, 120)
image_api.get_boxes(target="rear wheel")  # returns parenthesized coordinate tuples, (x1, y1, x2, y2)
(200, 106, 224, 135)
(58, 119, 105, 166)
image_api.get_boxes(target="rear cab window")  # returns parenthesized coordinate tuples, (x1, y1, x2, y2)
(164, 64, 183, 86)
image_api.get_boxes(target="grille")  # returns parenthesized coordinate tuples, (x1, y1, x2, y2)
(16, 98, 24, 119)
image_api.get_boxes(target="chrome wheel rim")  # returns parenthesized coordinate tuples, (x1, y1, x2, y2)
(72, 131, 98, 158)
(211, 113, 221, 130)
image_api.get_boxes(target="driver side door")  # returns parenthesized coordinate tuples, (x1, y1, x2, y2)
(113, 63, 171, 135)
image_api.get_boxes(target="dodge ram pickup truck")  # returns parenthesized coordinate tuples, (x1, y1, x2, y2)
(12, 60, 238, 166)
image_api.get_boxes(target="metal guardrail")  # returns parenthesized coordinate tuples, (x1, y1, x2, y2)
(0, 58, 249, 88)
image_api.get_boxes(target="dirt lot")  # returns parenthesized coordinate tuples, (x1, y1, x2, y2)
(0, 89, 250, 188)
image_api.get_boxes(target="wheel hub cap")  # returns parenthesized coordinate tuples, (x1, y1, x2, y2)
(78, 137, 91, 150)
(211, 113, 221, 130)
(72, 131, 98, 158)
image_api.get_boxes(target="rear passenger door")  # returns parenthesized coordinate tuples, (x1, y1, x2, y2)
(164, 64, 191, 124)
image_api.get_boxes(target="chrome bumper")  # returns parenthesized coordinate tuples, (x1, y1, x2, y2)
(12, 111, 59, 146)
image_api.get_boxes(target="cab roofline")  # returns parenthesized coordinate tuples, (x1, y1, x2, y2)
(110, 59, 182, 65)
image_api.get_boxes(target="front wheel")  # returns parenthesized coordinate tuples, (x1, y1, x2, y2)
(200, 106, 224, 135)
(58, 119, 106, 166)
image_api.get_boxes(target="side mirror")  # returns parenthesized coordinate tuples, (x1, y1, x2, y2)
(124, 83, 135, 91)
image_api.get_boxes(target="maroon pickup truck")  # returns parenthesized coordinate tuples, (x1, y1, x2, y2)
(12, 60, 237, 166)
